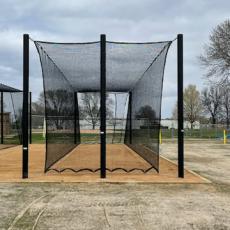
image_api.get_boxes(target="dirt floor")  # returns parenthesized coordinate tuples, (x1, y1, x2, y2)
(0, 140, 229, 229)
(0, 144, 206, 183)
(0, 144, 16, 150)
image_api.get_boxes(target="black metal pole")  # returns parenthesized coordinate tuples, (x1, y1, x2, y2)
(177, 34, 184, 178)
(129, 92, 132, 144)
(1, 92, 3, 144)
(29, 92, 32, 144)
(76, 93, 81, 143)
(22, 34, 29, 179)
(100, 34, 106, 178)
(74, 91, 77, 144)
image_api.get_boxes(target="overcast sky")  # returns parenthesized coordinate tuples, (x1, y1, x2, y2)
(0, 0, 229, 118)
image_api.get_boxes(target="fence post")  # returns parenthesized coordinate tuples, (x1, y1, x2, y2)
(1, 92, 3, 144)
(224, 129, 226, 144)
(159, 129, 162, 144)
(74, 92, 77, 144)
(22, 34, 29, 179)
(129, 92, 132, 144)
(177, 34, 184, 178)
(100, 34, 106, 178)
(29, 92, 32, 144)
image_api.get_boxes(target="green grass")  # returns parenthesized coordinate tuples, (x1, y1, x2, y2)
(32, 133, 45, 143)
(31, 133, 124, 144)
(161, 128, 228, 139)
(2, 128, 228, 145)
(3, 135, 20, 144)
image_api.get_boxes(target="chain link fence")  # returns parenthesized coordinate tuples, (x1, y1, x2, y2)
(161, 123, 229, 142)
(31, 115, 230, 144)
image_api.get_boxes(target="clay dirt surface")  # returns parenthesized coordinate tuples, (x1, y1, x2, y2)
(0, 140, 229, 229)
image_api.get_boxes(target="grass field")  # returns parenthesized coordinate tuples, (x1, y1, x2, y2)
(31, 133, 125, 143)
(161, 128, 229, 139)
(3, 127, 229, 147)
(0, 140, 229, 229)
(18, 129, 230, 145)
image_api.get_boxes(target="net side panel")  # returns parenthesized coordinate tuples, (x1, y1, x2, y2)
(35, 43, 79, 171)
(124, 94, 131, 144)
(124, 43, 171, 171)
(0, 92, 23, 146)
(10, 92, 23, 144)
(75, 93, 81, 144)
(0, 93, 2, 144)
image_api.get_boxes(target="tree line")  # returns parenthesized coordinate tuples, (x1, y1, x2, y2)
(172, 84, 230, 128)
(173, 19, 230, 129)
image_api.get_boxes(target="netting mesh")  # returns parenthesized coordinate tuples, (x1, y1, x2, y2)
(35, 44, 80, 170)
(35, 39, 172, 172)
(35, 42, 100, 92)
(0, 84, 23, 149)
(124, 44, 171, 170)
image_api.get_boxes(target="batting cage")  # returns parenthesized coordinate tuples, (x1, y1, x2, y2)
(21, 34, 184, 179)
(0, 84, 24, 150)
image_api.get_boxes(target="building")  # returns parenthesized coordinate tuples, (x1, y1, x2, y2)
(161, 119, 200, 129)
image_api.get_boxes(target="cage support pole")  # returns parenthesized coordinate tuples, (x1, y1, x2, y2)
(100, 34, 106, 178)
(22, 34, 29, 179)
(129, 92, 132, 144)
(177, 34, 184, 178)
(1, 92, 3, 144)
(74, 91, 77, 144)
(76, 93, 80, 143)
(29, 92, 32, 144)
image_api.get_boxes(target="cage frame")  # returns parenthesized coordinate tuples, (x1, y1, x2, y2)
(22, 34, 184, 179)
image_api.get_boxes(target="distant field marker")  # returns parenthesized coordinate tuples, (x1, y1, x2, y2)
(223, 129, 226, 144)
(159, 129, 162, 144)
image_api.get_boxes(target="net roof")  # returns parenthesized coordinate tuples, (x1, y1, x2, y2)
(35, 40, 172, 92)
(0, 83, 21, 92)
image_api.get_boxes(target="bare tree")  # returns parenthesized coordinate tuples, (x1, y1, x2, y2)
(80, 93, 100, 130)
(80, 93, 113, 129)
(172, 102, 177, 120)
(39, 90, 74, 129)
(171, 85, 202, 129)
(201, 86, 222, 125)
(184, 85, 202, 129)
(199, 20, 230, 85)
(31, 92, 45, 115)
(221, 82, 230, 128)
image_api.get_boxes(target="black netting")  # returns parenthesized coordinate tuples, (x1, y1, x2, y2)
(35, 42, 101, 92)
(0, 84, 23, 149)
(123, 43, 171, 171)
(34, 39, 172, 173)
(107, 41, 171, 171)
(35, 43, 81, 171)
